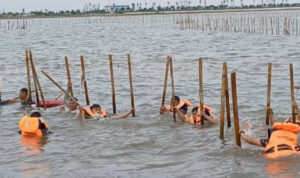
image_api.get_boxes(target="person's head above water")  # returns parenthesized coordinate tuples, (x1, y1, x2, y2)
(69, 97, 78, 110)
(91, 104, 101, 114)
(191, 106, 210, 118)
(170, 95, 180, 106)
(19, 88, 28, 100)
(31, 111, 41, 117)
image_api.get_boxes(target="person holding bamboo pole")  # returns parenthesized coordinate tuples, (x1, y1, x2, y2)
(4, 88, 34, 105)
(159, 95, 192, 117)
(77, 104, 134, 120)
(240, 107, 300, 159)
(175, 105, 218, 125)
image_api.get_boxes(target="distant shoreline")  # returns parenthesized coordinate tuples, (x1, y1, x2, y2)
(1, 7, 300, 20)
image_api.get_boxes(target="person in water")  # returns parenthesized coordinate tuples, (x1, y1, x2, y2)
(2, 88, 34, 105)
(77, 104, 134, 120)
(159, 95, 192, 116)
(19, 111, 50, 137)
(240, 107, 300, 159)
(60, 97, 79, 114)
(175, 105, 218, 125)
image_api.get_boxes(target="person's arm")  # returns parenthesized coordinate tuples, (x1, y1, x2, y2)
(202, 110, 218, 124)
(77, 106, 85, 120)
(174, 107, 188, 122)
(5, 97, 20, 104)
(159, 105, 168, 114)
(111, 108, 134, 119)
(240, 131, 264, 147)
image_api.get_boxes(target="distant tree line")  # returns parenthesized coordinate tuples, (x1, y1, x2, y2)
(0, 2, 299, 17)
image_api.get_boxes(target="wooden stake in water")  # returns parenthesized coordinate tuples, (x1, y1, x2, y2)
(65, 56, 73, 97)
(224, 62, 231, 128)
(25, 50, 32, 102)
(127, 54, 135, 117)
(169, 56, 176, 122)
(29, 51, 39, 105)
(80, 56, 90, 106)
(266, 63, 272, 125)
(231, 72, 241, 147)
(30, 51, 46, 109)
(220, 64, 226, 140)
(109, 55, 116, 114)
(161, 57, 170, 107)
(199, 58, 204, 125)
(290, 64, 296, 123)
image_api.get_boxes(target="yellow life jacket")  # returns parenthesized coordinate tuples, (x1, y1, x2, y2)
(264, 123, 300, 159)
(19, 116, 45, 137)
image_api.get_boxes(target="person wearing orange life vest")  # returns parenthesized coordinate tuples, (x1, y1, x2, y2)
(175, 105, 218, 125)
(19, 112, 50, 137)
(240, 107, 300, 159)
(160, 96, 192, 116)
(77, 104, 134, 120)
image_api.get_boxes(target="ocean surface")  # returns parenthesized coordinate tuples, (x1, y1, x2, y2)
(1, 10, 300, 177)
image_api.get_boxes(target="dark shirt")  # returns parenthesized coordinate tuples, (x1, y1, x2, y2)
(179, 104, 188, 115)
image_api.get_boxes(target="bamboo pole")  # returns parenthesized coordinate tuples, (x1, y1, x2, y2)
(266, 63, 272, 125)
(29, 51, 40, 105)
(25, 50, 32, 102)
(109, 55, 116, 114)
(231, 72, 241, 147)
(220, 64, 226, 140)
(161, 57, 170, 107)
(80, 56, 90, 106)
(65, 56, 73, 97)
(127, 54, 135, 117)
(169, 56, 176, 122)
(199, 58, 204, 125)
(42, 70, 92, 117)
(224, 62, 231, 128)
(29, 51, 46, 109)
(290, 63, 296, 123)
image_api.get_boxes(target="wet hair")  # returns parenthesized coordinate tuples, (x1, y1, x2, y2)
(191, 106, 211, 116)
(170, 95, 180, 102)
(70, 97, 78, 102)
(20, 88, 28, 94)
(192, 107, 199, 113)
(91, 104, 101, 110)
(31, 111, 41, 117)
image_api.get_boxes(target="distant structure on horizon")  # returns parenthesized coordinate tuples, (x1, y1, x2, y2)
(105, 5, 131, 13)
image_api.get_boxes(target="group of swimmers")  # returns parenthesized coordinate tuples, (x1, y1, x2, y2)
(2, 87, 300, 159)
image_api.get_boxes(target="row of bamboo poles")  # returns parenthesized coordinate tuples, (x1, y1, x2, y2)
(25, 50, 135, 117)
(1, 10, 299, 32)
(179, 14, 300, 35)
(160, 56, 298, 147)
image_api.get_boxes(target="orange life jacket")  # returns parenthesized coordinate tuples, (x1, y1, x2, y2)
(19, 116, 48, 137)
(264, 122, 300, 159)
(188, 105, 212, 125)
(166, 99, 192, 115)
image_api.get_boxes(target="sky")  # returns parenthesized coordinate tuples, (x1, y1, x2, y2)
(0, 0, 299, 12)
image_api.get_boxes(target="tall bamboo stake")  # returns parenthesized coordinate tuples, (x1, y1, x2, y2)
(29, 51, 40, 105)
(266, 63, 272, 125)
(80, 56, 90, 106)
(25, 50, 32, 102)
(30, 51, 46, 109)
(231, 72, 241, 147)
(109, 55, 116, 114)
(224, 62, 231, 128)
(127, 54, 135, 117)
(220, 64, 226, 140)
(199, 58, 204, 125)
(290, 63, 296, 123)
(169, 56, 176, 122)
(161, 57, 170, 107)
(65, 56, 73, 97)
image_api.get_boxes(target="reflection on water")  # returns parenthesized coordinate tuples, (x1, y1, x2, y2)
(20, 136, 49, 156)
